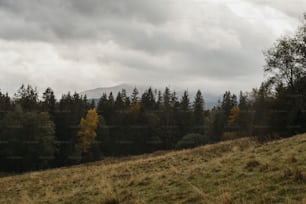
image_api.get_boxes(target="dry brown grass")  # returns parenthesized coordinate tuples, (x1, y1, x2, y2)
(0, 133, 306, 203)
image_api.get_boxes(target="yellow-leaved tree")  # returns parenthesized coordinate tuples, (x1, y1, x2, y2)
(75, 108, 99, 153)
(222, 106, 240, 140)
(227, 105, 240, 126)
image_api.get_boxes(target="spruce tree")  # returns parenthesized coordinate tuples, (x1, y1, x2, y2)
(0, 105, 56, 171)
(193, 90, 205, 133)
(42, 87, 56, 117)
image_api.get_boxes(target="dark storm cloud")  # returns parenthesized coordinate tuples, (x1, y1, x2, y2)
(0, 0, 174, 41)
(0, 0, 304, 96)
(71, 0, 173, 24)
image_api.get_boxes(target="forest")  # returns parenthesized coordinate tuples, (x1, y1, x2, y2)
(0, 17, 305, 173)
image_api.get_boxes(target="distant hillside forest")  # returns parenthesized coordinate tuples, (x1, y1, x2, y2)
(1, 18, 306, 172)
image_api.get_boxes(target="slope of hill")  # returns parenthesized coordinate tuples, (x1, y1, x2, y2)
(1, 133, 306, 203)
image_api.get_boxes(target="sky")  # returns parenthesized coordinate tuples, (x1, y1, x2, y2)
(0, 0, 305, 98)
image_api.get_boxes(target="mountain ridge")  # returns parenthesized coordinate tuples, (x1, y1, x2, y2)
(80, 83, 219, 108)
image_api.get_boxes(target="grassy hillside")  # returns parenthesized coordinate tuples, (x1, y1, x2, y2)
(1, 133, 306, 203)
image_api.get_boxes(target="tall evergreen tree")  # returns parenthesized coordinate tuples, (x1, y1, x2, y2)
(209, 105, 225, 142)
(42, 87, 56, 117)
(141, 88, 156, 110)
(14, 84, 38, 111)
(0, 105, 56, 171)
(97, 93, 108, 116)
(107, 92, 115, 122)
(115, 91, 124, 110)
(131, 87, 139, 105)
(0, 91, 11, 120)
(159, 87, 174, 148)
(178, 90, 192, 137)
(54, 92, 87, 165)
(237, 91, 251, 136)
(193, 90, 205, 134)
(156, 90, 162, 109)
(170, 91, 179, 110)
(163, 87, 171, 110)
(251, 83, 272, 138)
(180, 90, 190, 111)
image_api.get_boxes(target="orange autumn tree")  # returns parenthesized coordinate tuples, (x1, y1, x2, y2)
(75, 108, 99, 153)
(222, 106, 240, 140)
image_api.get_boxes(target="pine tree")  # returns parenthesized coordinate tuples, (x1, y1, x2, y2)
(42, 87, 56, 117)
(170, 91, 179, 110)
(0, 91, 11, 120)
(156, 90, 162, 109)
(221, 91, 237, 119)
(251, 83, 272, 138)
(180, 90, 190, 111)
(160, 87, 173, 148)
(193, 90, 205, 133)
(178, 90, 192, 136)
(107, 92, 115, 122)
(131, 87, 139, 105)
(209, 105, 225, 142)
(121, 89, 128, 107)
(90, 99, 96, 109)
(54, 92, 88, 165)
(97, 93, 108, 116)
(14, 84, 38, 111)
(115, 91, 124, 110)
(141, 88, 156, 110)
(237, 91, 251, 136)
(163, 87, 171, 110)
(0, 105, 56, 171)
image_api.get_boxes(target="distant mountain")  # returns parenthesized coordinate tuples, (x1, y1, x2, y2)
(80, 83, 219, 109)
(80, 84, 138, 99)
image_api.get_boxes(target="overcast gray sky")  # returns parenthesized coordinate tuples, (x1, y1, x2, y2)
(0, 0, 305, 98)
